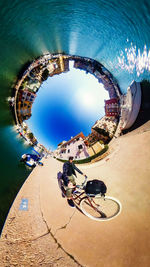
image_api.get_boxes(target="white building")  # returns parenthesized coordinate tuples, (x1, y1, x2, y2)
(54, 132, 89, 160)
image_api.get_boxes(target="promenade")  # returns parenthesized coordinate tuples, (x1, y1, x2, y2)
(0, 123, 150, 267)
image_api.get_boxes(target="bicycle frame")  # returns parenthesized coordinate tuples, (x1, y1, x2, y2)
(72, 186, 104, 213)
(57, 172, 121, 221)
(83, 194, 105, 213)
(73, 189, 103, 208)
(72, 191, 85, 205)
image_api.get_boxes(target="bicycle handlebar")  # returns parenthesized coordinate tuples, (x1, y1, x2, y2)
(76, 175, 88, 189)
(82, 175, 88, 186)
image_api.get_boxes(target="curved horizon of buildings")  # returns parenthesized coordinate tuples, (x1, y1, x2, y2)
(8, 53, 141, 160)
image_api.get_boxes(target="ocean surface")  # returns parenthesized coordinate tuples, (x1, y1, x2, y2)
(0, 0, 150, 232)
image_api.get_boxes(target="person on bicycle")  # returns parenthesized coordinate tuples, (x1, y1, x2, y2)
(63, 156, 86, 207)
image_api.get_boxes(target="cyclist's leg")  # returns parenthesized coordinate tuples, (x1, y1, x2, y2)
(68, 175, 76, 186)
(65, 188, 73, 198)
(64, 176, 76, 201)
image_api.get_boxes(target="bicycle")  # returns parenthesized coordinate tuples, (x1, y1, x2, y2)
(57, 172, 122, 221)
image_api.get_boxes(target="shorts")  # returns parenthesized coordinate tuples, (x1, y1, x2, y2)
(65, 175, 76, 198)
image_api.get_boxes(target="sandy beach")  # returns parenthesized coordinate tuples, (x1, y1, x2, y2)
(0, 122, 150, 267)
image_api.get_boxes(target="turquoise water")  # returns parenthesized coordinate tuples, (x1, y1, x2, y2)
(0, 0, 150, 232)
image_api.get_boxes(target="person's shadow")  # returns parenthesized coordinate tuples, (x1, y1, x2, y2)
(57, 172, 66, 197)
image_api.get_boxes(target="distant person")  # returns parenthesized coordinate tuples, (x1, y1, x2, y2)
(62, 156, 86, 207)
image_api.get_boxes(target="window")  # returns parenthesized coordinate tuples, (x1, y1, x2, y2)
(78, 145, 83, 150)
(68, 149, 70, 153)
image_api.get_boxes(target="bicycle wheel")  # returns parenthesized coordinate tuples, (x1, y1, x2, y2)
(80, 195, 121, 221)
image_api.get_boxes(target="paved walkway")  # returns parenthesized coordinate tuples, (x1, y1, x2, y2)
(0, 124, 150, 266)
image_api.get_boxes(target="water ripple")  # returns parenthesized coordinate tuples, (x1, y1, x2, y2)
(117, 43, 150, 77)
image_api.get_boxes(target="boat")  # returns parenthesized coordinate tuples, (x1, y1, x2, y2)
(21, 153, 43, 167)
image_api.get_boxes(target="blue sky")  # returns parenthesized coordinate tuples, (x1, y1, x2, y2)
(27, 61, 109, 150)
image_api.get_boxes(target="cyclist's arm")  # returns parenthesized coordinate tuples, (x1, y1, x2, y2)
(73, 164, 83, 175)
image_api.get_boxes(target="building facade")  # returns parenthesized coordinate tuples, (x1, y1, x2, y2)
(105, 98, 120, 117)
(17, 89, 36, 123)
(54, 132, 89, 160)
(92, 116, 118, 138)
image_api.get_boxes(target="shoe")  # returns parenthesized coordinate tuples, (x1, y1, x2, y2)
(67, 199, 75, 208)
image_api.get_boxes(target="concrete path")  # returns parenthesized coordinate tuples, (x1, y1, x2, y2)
(0, 124, 150, 266)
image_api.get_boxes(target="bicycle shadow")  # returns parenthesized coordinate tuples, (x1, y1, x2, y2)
(73, 196, 107, 218)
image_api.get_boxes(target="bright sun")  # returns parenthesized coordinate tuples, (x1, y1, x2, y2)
(74, 78, 109, 115)
(81, 92, 96, 107)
